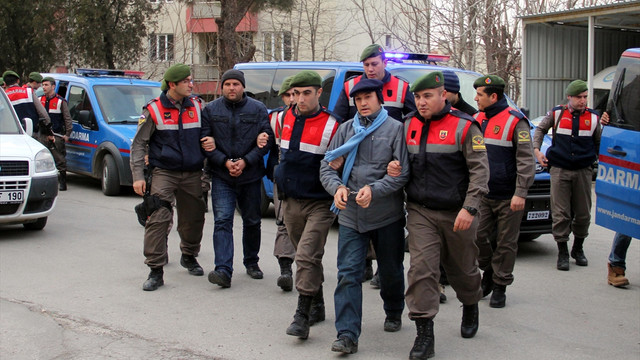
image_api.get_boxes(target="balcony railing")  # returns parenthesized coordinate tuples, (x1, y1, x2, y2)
(192, 64, 220, 81)
(192, 1, 221, 19)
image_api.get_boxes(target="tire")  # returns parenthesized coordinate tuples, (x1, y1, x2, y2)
(23, 217, 47, 230)
(101, 154, 120, 196)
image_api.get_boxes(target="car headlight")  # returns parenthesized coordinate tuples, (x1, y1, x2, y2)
(35, 149, 56, 173)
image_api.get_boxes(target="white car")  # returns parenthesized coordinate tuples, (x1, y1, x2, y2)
(0, 89, 58, 230)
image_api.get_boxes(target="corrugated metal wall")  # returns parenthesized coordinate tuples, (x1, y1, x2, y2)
(524, 23, 640, 118)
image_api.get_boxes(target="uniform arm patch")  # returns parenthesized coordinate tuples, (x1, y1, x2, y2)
(517, 130, 531, 142)
(138, 114, 146, 125)
(472, 135, 486, 151)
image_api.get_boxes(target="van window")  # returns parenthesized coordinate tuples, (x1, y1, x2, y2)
(241, 69, 276, 105)
(269, 69, 337, 109)
(94, 85, 160, 124)
(68, 86, 95, 123)
(609, 57, 640, 132)
(390, 68, 479, 110)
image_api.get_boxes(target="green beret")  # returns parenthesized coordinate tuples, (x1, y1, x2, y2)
(29, 72, 43, 83)
(278, 75, 295, 96)
(566, 80, 588, 96)
(2, 70, 19, 79)
(289, 70, 322, 88)
(42, 76, 56, 84)
(360, 44, 385, 62)
(410, 71, 445, 92)
(473, 75, 505, 89)
(161, 63, 191, 91)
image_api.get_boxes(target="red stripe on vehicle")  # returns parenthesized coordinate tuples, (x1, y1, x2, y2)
(599, 154, 640, 171)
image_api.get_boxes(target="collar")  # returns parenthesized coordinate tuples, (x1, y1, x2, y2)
(293, 104, 322, 119)
(363, 70, 391, 84)
(160, 91, 194, 109)
(568, 105, 585, 115)
(416, 101, 451, 122)
(483, 97, 509, 119)
(223, 92, 248, 108)
(358, 108, 383, 126)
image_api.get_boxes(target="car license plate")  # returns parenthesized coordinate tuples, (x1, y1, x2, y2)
(527, 210, 549, 220)
(0, 190, 24, 204)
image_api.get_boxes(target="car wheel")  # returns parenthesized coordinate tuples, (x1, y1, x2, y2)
(101, 154, 120, 196)
(23, 217, 47, 230)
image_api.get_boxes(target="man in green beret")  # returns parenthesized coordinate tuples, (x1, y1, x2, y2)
(25, 72, 43, 91)
(275, 70, 339, 341)
(533, 80, 602, 271)
(472, 74, 535, 308)
(392, 70, 489, 359)
(130, 63, 208, 291)
(0, 77, 5, 90)
(267, 74, 297, 292)
(41, 76, 73, 191)
(3, 70, 52, 140)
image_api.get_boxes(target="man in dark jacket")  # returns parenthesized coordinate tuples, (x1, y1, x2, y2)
(202, 69, 274, 288)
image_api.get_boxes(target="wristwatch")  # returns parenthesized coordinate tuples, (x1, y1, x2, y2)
(462, 206, 478, 216)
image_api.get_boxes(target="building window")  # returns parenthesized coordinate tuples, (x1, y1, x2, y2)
(385, 35, 392, 48)
(263, 31, 292, 61)
(199, 33, 218, 64)
(149, 34, 174, 61)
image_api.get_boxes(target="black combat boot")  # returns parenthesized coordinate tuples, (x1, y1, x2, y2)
(286, 295, 313, 339)
(481, 267, 494, 297)
(309, 286, 325, 326)
(557, 241, 570, 271)
(461, 303, 479, 338)
(277, 257, 293, 292)
(490, 284, 506, 308)
(58, 171, 67, 191)
(571, 237, 588, 266)
(409, 318, 434, 359)
(180, 254, 204, 276)
(142, 267, 164, 291)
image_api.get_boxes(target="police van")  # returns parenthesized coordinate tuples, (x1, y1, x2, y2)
(41, 69, 161, 195)
(595, 48, 640, 239)
(235, 57, 553, 239)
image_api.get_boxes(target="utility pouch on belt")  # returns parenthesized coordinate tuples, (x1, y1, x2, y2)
(134, 166, 172, 221)
(143, 194, 172, 217)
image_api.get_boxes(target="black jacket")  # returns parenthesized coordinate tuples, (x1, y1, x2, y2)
(202, 93, 273, 185)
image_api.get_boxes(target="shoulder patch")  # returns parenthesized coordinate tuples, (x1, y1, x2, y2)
(138, 114, 146, 125)
(508, 109, 524, 119)
(472, 135, 486, 151)
(517, 130, 531, 142)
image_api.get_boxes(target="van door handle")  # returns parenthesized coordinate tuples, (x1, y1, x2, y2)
(607, 148, 627, 157)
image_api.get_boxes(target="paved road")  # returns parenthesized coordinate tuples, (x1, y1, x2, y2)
(1, 175, 638, 360)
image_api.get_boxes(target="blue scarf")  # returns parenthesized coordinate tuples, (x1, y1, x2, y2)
(324, 108, 388, 214)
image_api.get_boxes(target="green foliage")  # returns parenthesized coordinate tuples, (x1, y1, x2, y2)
(0, 0, 61, 78)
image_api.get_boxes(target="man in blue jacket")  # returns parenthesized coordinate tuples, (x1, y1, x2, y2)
(202, 69, 274, 288)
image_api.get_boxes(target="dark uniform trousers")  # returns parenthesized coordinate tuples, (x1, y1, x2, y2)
(476, 198, 523, 285)
(282, 198, 336, 296)
(272, 183, 296, 260)
(47, 136, 67, 172)
(549, 166, 592, 242)
(405, 203, 482, 319)
(144, 168, 205, 268)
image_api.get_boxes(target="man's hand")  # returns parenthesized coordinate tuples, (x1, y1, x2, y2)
(133, 180, 146, 196)
(201, 136, 216, 151)
(387, 160, 401, 177)
(355, 185, 372, 208)
(334, 186, 349, 210)
(63, 135, 69, 142)
(48, 135, 55, 142)
(257, 132, 269, 148)
(511, 195, 526, 212)
(453, 208, 474, 232)
(329, 156, 345, 171)
(226, 159, 246, 177)
(534, 148, 548, 167)
(600, 111, 610, 126)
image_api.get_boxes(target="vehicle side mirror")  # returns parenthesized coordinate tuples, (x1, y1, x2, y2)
(20, 117, 34, 136)
(78, 110, 97, 130)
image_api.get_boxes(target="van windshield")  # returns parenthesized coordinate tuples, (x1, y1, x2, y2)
(94, 85, 161, 124)
(389, 68, 480, 110)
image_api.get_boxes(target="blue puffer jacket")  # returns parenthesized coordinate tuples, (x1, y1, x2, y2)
(201, 93, 274, 185)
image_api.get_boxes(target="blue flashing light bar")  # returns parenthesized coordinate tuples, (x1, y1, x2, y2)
(385, 52, 451, 64)
(76, 68, 144, 78)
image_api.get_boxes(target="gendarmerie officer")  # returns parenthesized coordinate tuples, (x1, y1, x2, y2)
(473, 75, 535, 308)
(3, 70, 52, 141)
(130, 64, 207, 291)
(41, 76, 73, 191)
(443, 70, 477, 116)
(533, 80, 601, 271)
(399, 71, 489, 359)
